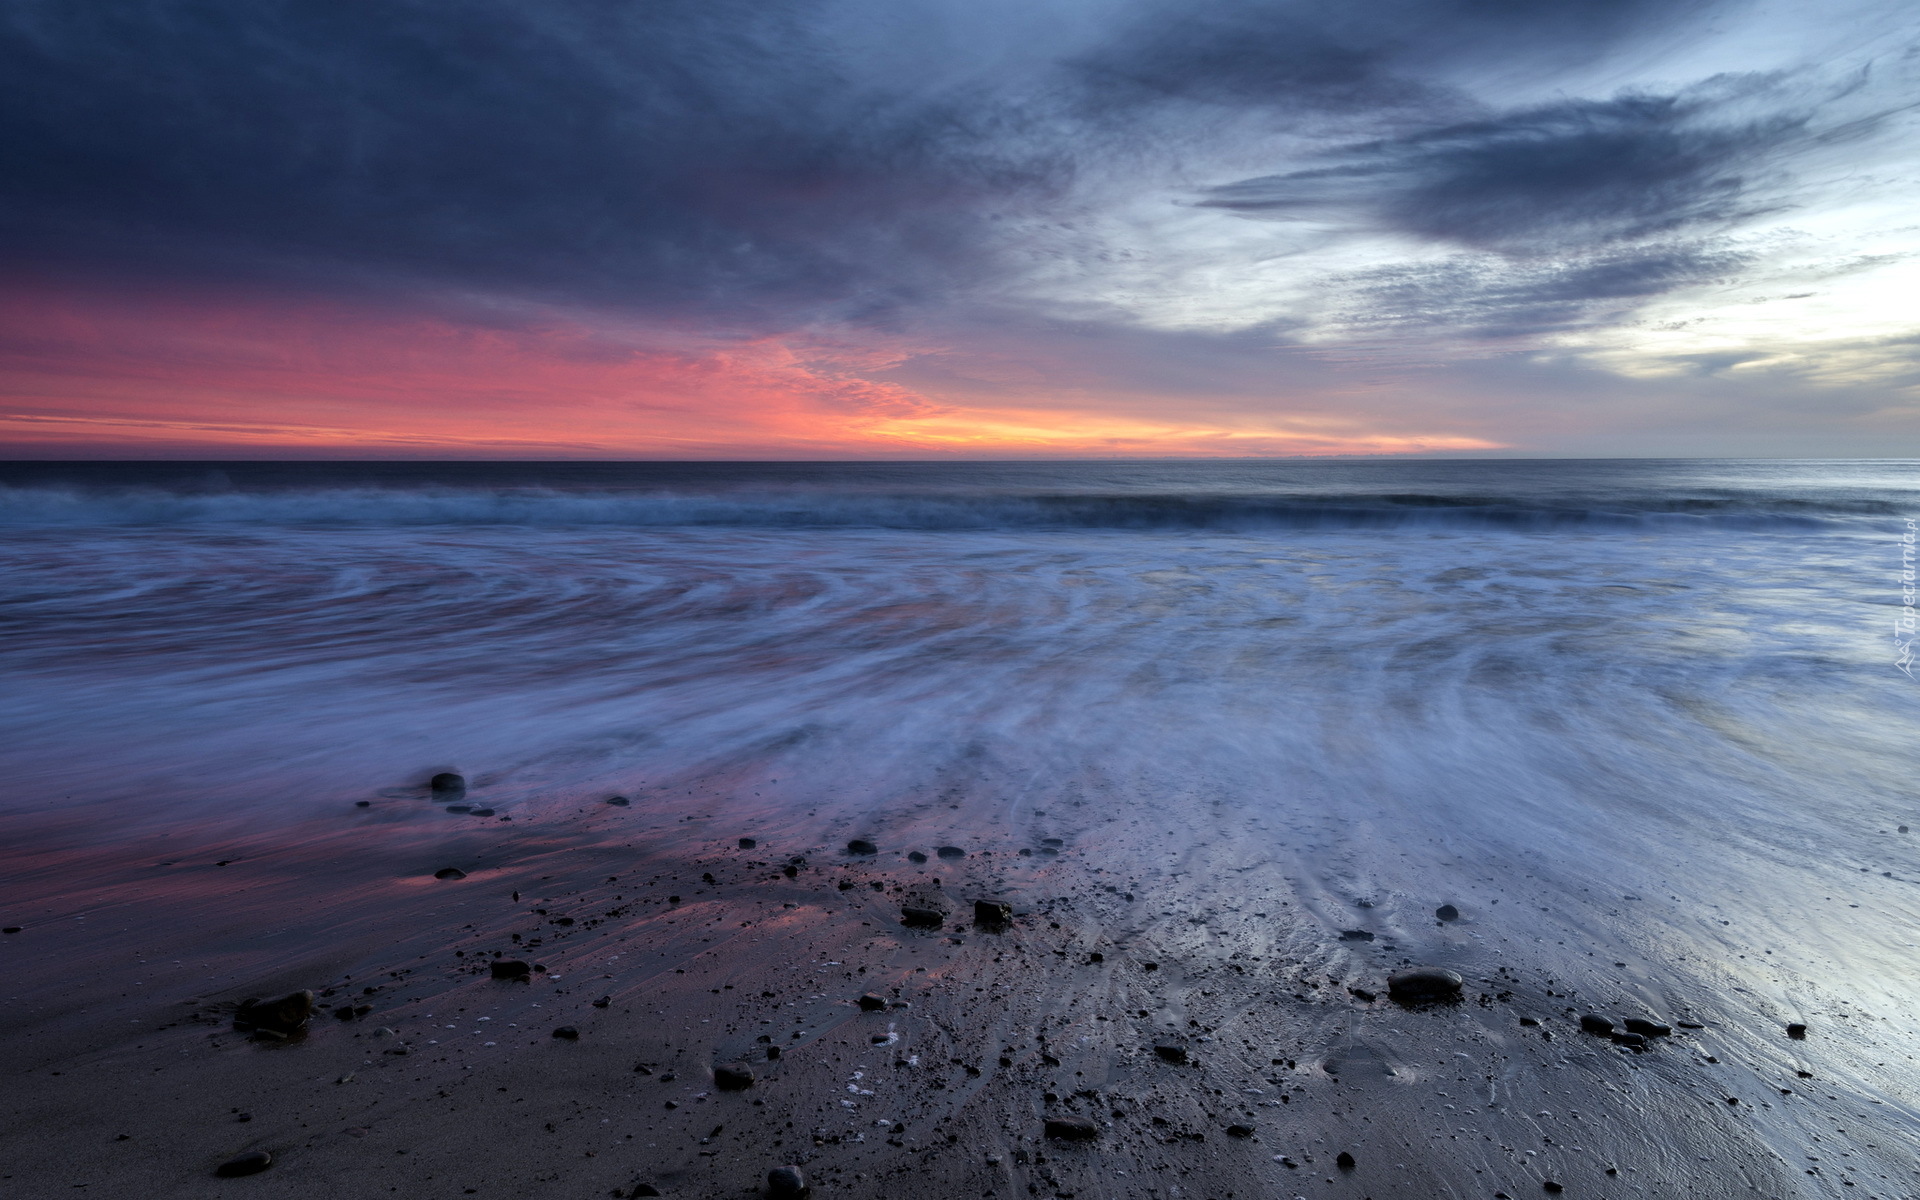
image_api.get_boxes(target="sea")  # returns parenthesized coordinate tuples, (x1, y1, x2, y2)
(4, 458, 1920, 1161)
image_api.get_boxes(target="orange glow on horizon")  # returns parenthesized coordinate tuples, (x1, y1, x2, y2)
(0, 283, 1508, 458)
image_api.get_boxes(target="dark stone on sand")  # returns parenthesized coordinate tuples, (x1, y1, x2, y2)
(1041, 837, 1063, 847)
(490, 959, 531, 980)
(354, 800, 371, 807)
(215, 1150, 272, 1177)
(1045, 1115, 1098, 1141)
(1348, 987, 1376, 1002)
(1154, 1044, 1188, 1064)
(858, 993, 888, 1011)
(234, 991, 313, 1036)
(1435, 904, 1460, 921)
(1386, 967, 1463, 1002)
(470, 808, 495, 816)
(739, 837, 757, 849)
(429, 772, 465, 795)
(445, 805, 471, 814)
(937, 845, 966, 859)
(901, 906, 944, 929)
(847, 839, 878, 855)
(433, 867, 467, 880)
(714, 1062, 756, 1090)
(593, 995, 611, 1008)
(907, 851, 928, 864)
(1787, 1022, 1807, 1039)
(1544, 1183, 1564, 1194)
(630, 1184, 663, 1197)
(552, 1026, 579, 1040)
(974, 899, 1013, 925)
(607, 796, 630, 806)
(1611, 1031, 1647, 1049)
(767, 1165, 809, 1196)
(1336, 1151, 1356, 1170)
(1580, 1014, 1615, 1035)
(2, 926, 19, 934)
(1340, 929, 1375, 941)
(1225, 1124, 1254, 1138)
(1018, 848, 1032, 856)
(1142, 961, 1158, 971)
(1623, 1018, 1670, 1037)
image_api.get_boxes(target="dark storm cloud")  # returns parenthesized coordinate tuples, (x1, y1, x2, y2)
(1201, 82, 1805, 252)
(0, 0, 1731, 330)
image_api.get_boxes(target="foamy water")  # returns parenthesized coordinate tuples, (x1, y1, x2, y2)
(5, 459, 1920, 1188)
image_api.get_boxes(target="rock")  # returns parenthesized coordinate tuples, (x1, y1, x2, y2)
(629, 1184, 663, 1197)
(1544, 1183, 1564, 1194)
(234, 991, 313, 1036)
(900, 906, 944, 929)
(1611, 1031, 1647, 1049)
(470, 808, 495, 817)
(739, 837, 757, 849)
(606, 796, 630, 806)
(1044, 1115, 1098, 1141)
(1153, 1044, 1188, 1064)
(1386, 967, 1463, 1003)
(214, 1150, 272, 1177)
(1336, 1151, 1356, 1170)
(1225, 1123, 1254, 1138)
(1435, 904, 1460, 921)
(1622, 1018, 1670, 1037)
(847, 839, 878, 855)
(490, 959, 531, 980)
(429, 772, 465, 795)
(1348, 987, 1376, 1002)
(433, 867, 467, 880)
(1579, 1014, 1615, 1035)
(936, 845, 966, 859)
(974, 899, 1013, 925)
(1787, 1022, 1807, 1039)
(1, 926, 19, 934)
(552, 1026, 579, 1040)
(766, 1165, 808, 1196)
(714, 1062, 756, 1090)
(354, 800, 371, 808)
(858, 993, 888, 1011)
(1340, 929, 1375, 941)
(1041, 837, 1063, 847)
(592, 995, 611, 1008)
(907, 851, 928, 864)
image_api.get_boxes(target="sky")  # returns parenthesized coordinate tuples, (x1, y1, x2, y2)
(2, 0, 1918, 458)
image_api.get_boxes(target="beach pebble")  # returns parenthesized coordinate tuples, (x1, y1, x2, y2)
(858, 993, 889, 1011)
(974, 899, 1013, 925)
(1225, 1123, 1254, 1138)
(2, 926, 19, 934)
(490, 959, 531, 980)
(1544, 1183, 1564, 1194)
(1622, 1018, 1670, 1037)
(739, 837, 756, 849)
(1336, 1151, 1355, 1170)
(1435, 904, 1460, 921)
(429, 772, 465, 795)
(936, 845, 966, 859)
(628, 1184, 663, 1197)
(847, 839, 878, 855)
(1340, 929, 1375, 941)
(592, 995, 611, 1008)
(1580, 1014, 1615, 1035)
(354, 800, 371, 808)
(714, 1062, 756, 1090)
(469, 808, 495, 817)
(1153, 1044, 1188, 1064)
(433, 867, 467, 880)
(907, 851, 928, 864)
(606, 795, 630, 806)
(214, 1150, 272, 1177)
(234, 990, 313, 1036)
(900, 906, 944, 929)
(1044, 1115, 1098, 1141)
(1386, 967, 1463, 1002)
(1611, 1031, 1648, 1049)
(766, 1165, 809, 1196)
(1787, 1022, 1807, 1039)
(552, 1026, 579, 1040)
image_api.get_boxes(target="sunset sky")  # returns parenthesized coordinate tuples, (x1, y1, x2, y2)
(3, 0, 1917, 458)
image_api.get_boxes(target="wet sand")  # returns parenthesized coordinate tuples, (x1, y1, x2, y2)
(6, 772, 1917, 1200)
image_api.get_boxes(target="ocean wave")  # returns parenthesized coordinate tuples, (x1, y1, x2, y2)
(0, 483, 1899, 531)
